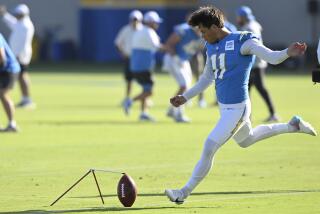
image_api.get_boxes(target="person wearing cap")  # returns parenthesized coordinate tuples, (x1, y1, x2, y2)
(162, 19, 204, 122)
(0, 4, 35, 108)
(0, 33, 21, 132)
(236, 6, 278, 122)
(115, 10, 143, 103)
(123, 11, 168, 121)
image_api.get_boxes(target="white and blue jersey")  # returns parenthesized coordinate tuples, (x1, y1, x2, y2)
(174, 23, 202, 61)
(206, 32, 258, 104)
(130, 25, 160, 72)
(0, 33, 20, 73)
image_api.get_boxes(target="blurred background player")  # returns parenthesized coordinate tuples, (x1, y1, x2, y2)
(114, 10, 143, 103)
(0, 33, 20, 132)
(0, 4, 35, 108)
(123, 11, 166, 121)
(163, 20, 203, 122)
(237, 6, 279, 122)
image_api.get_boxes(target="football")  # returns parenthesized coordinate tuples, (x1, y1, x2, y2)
(117, 173, 137, 207)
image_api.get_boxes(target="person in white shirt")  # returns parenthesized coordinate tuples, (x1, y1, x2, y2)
(123, 11, 170, 121)
(0, 4, 35, 108)
(237, 6, 278, 122)
(115, 10, 143, 103)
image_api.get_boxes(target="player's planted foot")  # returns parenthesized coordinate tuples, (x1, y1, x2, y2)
(264, 114, 280, 122)
(165, 189, 185, 204)
(289, 116, 317, 136)
(122, 98, 132, 116)
(139, 113, 156, 122)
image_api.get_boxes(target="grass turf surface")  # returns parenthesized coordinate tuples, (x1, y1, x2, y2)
(0, 65, 319, 213)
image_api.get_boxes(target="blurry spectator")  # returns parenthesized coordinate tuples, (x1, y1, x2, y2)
(0, 4, 35, 108)
(123, 11, 168, 121)
(115, 10, 143, 104)
(0, 33, 20, 132)
(237, 6, 279, 122)
(317, 37, 320, 65)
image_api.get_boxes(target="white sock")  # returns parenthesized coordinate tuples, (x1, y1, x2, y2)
(181, 139, 222, 197)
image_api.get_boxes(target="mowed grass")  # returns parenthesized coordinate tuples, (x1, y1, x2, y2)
(0, 64, 319, 214)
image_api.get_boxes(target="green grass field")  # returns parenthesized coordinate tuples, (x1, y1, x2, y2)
(0, 65, 319, 214)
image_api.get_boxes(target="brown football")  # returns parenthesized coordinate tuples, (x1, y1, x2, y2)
(117, 174, 137, 207)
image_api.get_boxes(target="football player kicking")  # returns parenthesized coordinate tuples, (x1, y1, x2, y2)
(165, 6, 317, 204)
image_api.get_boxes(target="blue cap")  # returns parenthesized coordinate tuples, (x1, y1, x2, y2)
(237, 6, 255, 21)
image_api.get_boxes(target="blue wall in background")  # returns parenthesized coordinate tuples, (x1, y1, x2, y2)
(79, 7, 193, 62)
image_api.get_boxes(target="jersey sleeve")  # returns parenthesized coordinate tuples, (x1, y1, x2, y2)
(3, 13, 17, 30)
(0, 35, 4, 48)
(240, 38, 289, 65)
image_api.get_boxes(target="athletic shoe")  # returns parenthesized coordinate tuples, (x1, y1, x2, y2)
(122, 98, 132, 116)
(198, 99, 207, 108)
(175, 115, 191, 123)
(0, 125, 18, 133)
(165, 189, 185, 204)
(264, 114, 280, 122)
(289, 116, 317, 136)
(139, 113, 156, 122)
(16, 100, 36, 109)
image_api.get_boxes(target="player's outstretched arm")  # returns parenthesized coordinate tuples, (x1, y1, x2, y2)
(241, 39, 306, 65)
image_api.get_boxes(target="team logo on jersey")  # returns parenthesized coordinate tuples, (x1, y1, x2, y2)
(225, 40, 234, 51)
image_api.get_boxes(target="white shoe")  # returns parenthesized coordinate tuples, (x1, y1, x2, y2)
(165, 189, 185, 204)
(122, 98, 132, 116)
(289, 116, 317, 136)
(198, 99, 207, 108)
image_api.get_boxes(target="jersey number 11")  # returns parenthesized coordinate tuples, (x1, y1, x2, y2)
(211, 53, 226, 79)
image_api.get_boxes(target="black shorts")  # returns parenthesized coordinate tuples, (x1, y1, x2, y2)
(132, 71, 154, 92)
(124, 59, 133, 82)
(19, 63, 29, 74)
(0, 72, 18, 90)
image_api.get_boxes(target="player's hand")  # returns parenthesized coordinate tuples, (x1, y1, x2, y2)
(0, 6, 7, 16)
(287, 42, 307, 57)
(170, 95, 187, 107)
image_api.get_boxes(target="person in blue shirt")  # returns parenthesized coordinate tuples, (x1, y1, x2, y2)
(0, 33, 20, 132)
(163, 22, 204, 122)
(165, 6, 317, 204)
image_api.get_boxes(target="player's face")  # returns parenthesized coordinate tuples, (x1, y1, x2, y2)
(198, 24, 219, 43)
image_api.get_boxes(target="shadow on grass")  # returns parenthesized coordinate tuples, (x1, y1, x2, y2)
(0, 206, 213, 214)
(71, 189, 320, 199)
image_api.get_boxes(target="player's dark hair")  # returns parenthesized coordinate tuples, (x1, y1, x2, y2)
(188, 6, 224, 28)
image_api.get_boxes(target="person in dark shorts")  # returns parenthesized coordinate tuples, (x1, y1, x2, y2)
(0, 33, 20, 132)
(123, 11, 167, 121)
(114, 10, 143, 102)
(237, 6, 279, 122)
